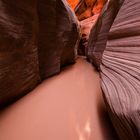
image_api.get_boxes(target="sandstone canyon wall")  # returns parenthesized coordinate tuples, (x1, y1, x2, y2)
(86, 0, 140, 139)
(0, 0, 41, 107)
(0, 0, 80, 107)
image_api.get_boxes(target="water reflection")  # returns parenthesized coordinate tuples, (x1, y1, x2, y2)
(76, 117, 91, 140)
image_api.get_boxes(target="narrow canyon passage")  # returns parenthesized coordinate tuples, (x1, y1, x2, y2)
(0, 0, 139, 139)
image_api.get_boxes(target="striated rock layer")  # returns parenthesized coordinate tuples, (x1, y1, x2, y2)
(78, 14, 99, 55)
(38, 0, 80, 79)
(86, 0, 124, 70)
(0, 0, 80, 107)
(76, 0, 107, 55)
(56, 0, 80, 68)
(38, 0, 58, 79)
(0, 0, 40, 107)
(100, 0, 140, 139)
(86, 0, 140, 138)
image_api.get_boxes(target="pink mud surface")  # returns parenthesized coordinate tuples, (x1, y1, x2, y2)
(0, 58, 116, 140)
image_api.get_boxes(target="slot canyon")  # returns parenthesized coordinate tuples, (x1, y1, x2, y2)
(0, 0, 140, 140)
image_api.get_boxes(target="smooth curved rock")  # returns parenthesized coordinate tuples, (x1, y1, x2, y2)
(38, 0, 80, 79)
(101, 0, 140, 139)
(0, 0, 40, 107)
(38, 0, 58, 79)
(0, 0, 80, 107)
(86, 0, 124, 70)
(56, 0, 80, 68)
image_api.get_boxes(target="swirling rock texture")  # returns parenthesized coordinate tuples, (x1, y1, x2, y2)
(86, 0, 124, 70)
(38, 0, 80, 79)
(0, 0, 40, 107)
(86, 0, 140, 139)
(100, 0, 140, 139)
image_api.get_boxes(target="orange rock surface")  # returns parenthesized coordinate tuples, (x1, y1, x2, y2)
(74, 0, 107, 21)
(67, 0, 79, 9)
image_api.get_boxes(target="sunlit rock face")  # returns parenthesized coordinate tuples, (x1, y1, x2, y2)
(75, 0, 107, 21)
(67, 0, 79, 9)
(38, 0, 80, 79)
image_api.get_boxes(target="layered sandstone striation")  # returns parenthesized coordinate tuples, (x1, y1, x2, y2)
(101, 0, 140, 139)
(38, 0, 80, 79)
(86, 0, 123, 69)
(0, 0, 80, 107)
(0, 0, 40, 107)
(86, 0, 140, 139)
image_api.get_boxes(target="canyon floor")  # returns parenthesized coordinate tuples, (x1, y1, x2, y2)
(0, 57, 117, 140)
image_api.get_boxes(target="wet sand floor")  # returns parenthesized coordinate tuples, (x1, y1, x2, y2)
(0, 57, 117, 140)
